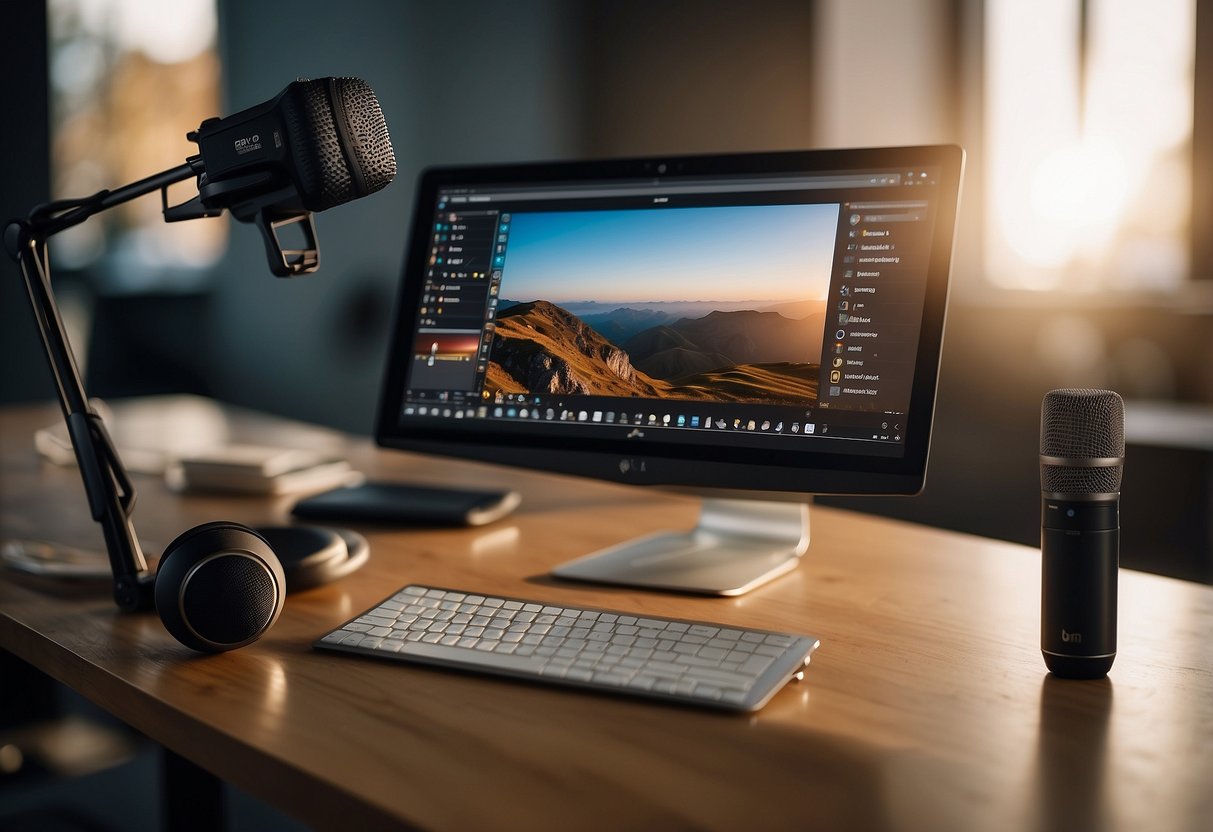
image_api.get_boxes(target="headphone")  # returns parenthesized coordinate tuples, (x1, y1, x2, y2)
(140, 521, 367, 653)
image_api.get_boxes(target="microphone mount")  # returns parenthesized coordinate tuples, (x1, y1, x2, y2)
(163, 164, 319, 278)
(3, 156, 316, 610)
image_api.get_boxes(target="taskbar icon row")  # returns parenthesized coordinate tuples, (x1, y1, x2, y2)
(403, 403, 827, 436)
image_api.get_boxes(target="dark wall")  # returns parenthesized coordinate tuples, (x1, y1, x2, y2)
(202, 0, 825, 434)
(821, 301, 1213, 582)
(206, 0, 580, 433)
(577, 0, 817, 157)
(0, 1, 54, 405)
(0, 0, 824, 424)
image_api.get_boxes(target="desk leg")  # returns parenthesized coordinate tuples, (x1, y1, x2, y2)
(160, 746, 226, 832)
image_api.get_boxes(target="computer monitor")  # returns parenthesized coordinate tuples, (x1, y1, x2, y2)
(376, 145, 965, 595)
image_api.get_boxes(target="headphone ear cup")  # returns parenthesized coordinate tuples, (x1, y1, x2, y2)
(155, 521, 286, 653)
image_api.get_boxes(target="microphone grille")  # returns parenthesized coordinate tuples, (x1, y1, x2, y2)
(332, 78, 397, 194)
(1040, 388, 1124, 494)
(285, 77, 396, 211)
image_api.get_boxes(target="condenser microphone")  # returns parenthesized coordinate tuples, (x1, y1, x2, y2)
(169, 76, 397, 276)
(1039, 389, 1124, 678)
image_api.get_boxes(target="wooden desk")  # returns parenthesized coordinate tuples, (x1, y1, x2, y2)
(1, 400, 1211, 831)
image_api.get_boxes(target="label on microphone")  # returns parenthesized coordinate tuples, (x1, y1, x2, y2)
(234, 134, 263, 156)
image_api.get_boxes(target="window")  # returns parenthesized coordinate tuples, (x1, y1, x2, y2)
(48, 0, 224, 290)
(983, 0, 1196, 291)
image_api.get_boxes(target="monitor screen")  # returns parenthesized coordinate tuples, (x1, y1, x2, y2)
(376, 146, 964, 593)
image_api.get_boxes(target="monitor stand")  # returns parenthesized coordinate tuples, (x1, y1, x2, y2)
(551, 498, 809, 596)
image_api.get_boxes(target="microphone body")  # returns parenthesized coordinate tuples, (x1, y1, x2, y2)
(1040, 389, 1124, 679)
(172, 76, 396, 276)
(1040, 496, 1118, 677)
(191, 76, 395, 218)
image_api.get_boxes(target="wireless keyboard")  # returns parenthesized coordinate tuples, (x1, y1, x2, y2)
(315, 585, 819, 712)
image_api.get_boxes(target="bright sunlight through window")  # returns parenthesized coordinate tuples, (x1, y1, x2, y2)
(49, 0, 224, 290)
(984, 0, 1195, 291)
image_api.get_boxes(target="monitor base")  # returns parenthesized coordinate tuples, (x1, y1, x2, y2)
(551, 498, 810, 596)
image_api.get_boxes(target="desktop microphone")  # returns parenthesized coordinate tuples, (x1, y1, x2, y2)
(170, 76, 397, 275)
(1039, 389, 1124, 679)
(5, 76, 396, 652)
(190, 76, 396, 215)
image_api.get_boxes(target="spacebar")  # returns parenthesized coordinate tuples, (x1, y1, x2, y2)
(395, 641, 549, 675)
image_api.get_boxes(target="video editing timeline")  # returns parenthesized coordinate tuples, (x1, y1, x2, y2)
(403, 168, 942, 451)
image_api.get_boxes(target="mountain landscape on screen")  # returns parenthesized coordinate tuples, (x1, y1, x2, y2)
(485, 299, 824, 405)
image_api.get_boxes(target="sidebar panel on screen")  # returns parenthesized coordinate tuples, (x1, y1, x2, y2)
(409, 205, 501, 399)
